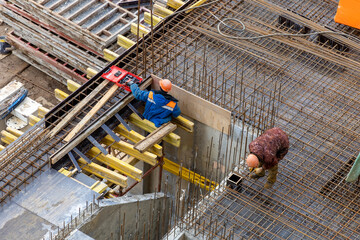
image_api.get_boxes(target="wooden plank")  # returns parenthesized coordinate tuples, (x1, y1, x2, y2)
(67, 0, 97, 21)
(50, 78, 152, 165)
(151, 74, 231, 133)
(49, 80, 110, 138)
(48, 0, 67, 11)
(134, 122, 177, 153)
(64, 83, 118, 142)
(57, 0, 82, 15)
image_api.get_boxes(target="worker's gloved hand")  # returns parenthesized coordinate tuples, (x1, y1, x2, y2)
(125, 80, 136, 87)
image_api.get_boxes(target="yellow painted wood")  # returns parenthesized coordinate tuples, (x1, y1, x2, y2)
(172, 115, 194, 133)
(117, 35, 135, 49)
(154, 4, 174, 18)
(167, 0, 184, 9)
(38, 106, 50, 118)
(87, 147, 142, 181)
(29, 115, 41, 126)
(103, 49, 119, 62)
(114, 124, 163, 157)
(186, 0, 207, 13)
(78, 158, 127, 187)
(1, 130, 17, 143)
(163, 157, 217, 191)
(58, 167, 77, 177)
(144, 12, 162, 26)
(0, 145, 5, 151)
(90, 181, 108, 194)
(123, 156, 139, 166)
(128, 113, 181, 147)
(101, 135, 157, 166)
(86, 67, 99, 79)
(131, 23, 149, 37)
(67, 79, 81, 92)
(5, 127, 23, 137)
(54, 89, 69, 101)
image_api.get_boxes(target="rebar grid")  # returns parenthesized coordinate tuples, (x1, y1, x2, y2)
(109, 0, 360, 238)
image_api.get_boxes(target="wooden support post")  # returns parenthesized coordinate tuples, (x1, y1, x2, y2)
(154, 4, 174, 17)
(144, 12, 162, 26)
(64, 83, 118, 142)
(1, 130, 17, 144)
(38, 106, 50, 118)
(86, 147, 143, 181)
(29, 115, 41, 126)
(130, 23, 149, 37)
(167, 0, 184, 9)
(114, 124, 163, 157)
(134, 122, 177, 153)
(5, 127, 24, 137)
(128, 113, 181, 147)
(172, 116, 194, 133)
(54, 89, 69, 101)
(103, 49, 119, 62)
(67, 79, 81, 92)
(117, 35, 135, 49)
(86, 67, 99, 79)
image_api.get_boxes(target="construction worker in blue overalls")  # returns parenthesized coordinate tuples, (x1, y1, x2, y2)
(0, 36, 13, 54)
(128, 79, 181, 127)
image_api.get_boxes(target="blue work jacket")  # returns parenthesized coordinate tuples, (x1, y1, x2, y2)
(130, 84, 181, 127)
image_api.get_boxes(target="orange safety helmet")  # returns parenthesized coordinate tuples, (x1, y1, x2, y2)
(159, 79, 172, 92)
(246, 154, 259, 168)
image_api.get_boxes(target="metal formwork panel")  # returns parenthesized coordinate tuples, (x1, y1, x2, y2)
(7, 0, 139, 49)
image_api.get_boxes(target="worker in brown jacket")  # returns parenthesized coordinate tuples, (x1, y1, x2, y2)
(246, 127, 289, 189)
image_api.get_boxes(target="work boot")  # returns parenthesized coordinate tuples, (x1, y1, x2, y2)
(249, 172, 264, 179)
(264, 181, 274, 189)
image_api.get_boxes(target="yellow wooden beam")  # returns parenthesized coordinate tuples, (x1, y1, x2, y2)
(78, 158, 127, 187)
(172, 115, 194, 133)
(86, 67, 98, 79)
(144, 12, 162, 26)
(163, 157, 217, 191)
(1, 130, 17, 144)
(114, 124, 163, 157)
(58, 167, 77, 177)
(154, 4, 174, 18)
(29, 115, 41, 126)
(87, 147, 142, 181)
(101, 135, 157, 166)
(38, 106, 50, 118)
(89, 181, 108, 194)
(54, 89, 69, 101)
(117, 35, 135, 49)
(167, 0, 184, 9)
(130, 23, 149, 37)
(128, 113, 181, 147)
(186, 0, 207, 13)
(103, 49, 119, 62)
(5, 127, 23, 137)
(0, 144, 5, 151)
(67, 79, 81, 92)
(123, 156, 139, 166)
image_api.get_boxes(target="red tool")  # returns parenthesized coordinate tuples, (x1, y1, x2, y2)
(102, 66, 143, 92)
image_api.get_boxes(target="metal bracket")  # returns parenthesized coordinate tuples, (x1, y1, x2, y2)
(128, 103, 144, 120)
(87, 135, 108, 155)
(68, 151, 82, 172)
(115, 113, 132, 131)
(101, 124, 121, 142)
(73, 147, 91, 164)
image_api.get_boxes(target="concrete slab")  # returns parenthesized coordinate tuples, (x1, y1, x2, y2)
(0, 202, 56, 240)
(12, 169, 99, 227)
(66, 229, 94, 240)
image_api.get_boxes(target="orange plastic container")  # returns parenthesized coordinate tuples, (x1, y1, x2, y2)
(334, 0, 360, 30)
